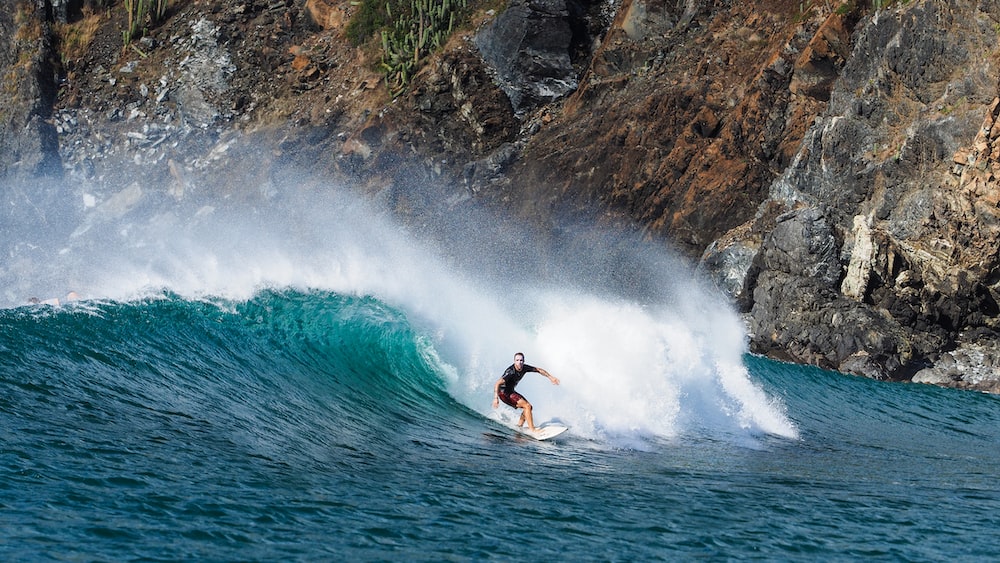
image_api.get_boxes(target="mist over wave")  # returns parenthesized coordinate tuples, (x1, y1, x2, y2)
(1, 173, 797, 445)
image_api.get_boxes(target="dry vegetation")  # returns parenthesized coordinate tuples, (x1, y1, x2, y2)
(55, 8, 103, 63)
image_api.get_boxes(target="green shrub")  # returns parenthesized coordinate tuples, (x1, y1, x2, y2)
(345, 0, 392, 46)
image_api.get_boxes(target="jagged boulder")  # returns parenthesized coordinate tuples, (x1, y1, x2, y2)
(745, 207, 916, 379)
(473, 0, 578, 112)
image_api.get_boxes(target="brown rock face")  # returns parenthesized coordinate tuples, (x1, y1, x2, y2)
(500, 1, 860, 257)
(714, 0, 1000, 385)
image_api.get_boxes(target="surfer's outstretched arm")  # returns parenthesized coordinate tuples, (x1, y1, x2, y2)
(537, 368, 559, 385)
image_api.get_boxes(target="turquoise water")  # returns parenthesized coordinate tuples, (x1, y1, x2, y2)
(3, 187, 1000, 560)
(3, 291, 1000, 561)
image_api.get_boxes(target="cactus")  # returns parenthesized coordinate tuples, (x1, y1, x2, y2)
(375, 0, 468, 96)
(122, 0, 170, 46)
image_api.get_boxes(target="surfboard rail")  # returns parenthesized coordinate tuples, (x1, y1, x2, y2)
(515, 422, 568, 441)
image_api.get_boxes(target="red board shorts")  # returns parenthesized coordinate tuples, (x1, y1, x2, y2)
(498, 390, 525, 408)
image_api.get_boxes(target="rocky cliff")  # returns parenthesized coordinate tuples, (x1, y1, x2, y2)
(3, 0, 1000, 391)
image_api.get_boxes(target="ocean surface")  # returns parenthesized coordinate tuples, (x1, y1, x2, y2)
(3, 187, 1000, 561)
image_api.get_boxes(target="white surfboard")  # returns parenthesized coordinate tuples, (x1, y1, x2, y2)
(515, 423, 569, 441)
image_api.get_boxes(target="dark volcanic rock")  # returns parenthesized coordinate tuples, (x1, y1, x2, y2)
(474, 0, 578, 112)
(745, 207, 912, 379)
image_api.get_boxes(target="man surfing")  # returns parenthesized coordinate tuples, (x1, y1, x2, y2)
(492, 352, 560, 433)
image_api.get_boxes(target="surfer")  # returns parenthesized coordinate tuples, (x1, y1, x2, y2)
(492, 352, 560, 433)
